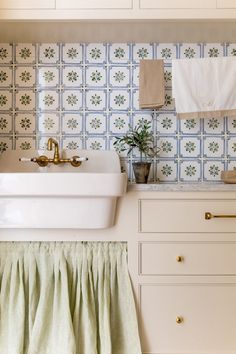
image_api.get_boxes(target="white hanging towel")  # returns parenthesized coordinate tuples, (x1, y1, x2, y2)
(172, 57, 236, 119)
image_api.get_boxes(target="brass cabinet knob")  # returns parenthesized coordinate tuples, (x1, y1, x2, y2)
(176, 256, 183, 262)
(176, 316, 183, 324)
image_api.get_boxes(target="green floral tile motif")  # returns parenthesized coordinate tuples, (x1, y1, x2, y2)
(66, 94, 78, 106)
(67, 47, 79, 59)
(66, 141, 79, 150)
(20, 141, 31, 150)
(67, 70, 79, 83)
(90, 94, 102, 106)
(67, 118, 78, 130)
(43, 94, 55, 107)
(161, 164, 173, 177)
(113, 117, 125, 130)
(208, 47, 219, 57)
(43, 117, 55, 130)
(231, 48, 236, 56)
(19, 70, 32, 83)
(231, 119, 236, 128)
(0, 70, 8, 83)
(208, 141, 219, 153)
(114, 94, 126, 106)
(44, 46, 56, 59)
(184, 47, 196, 58)
(161, 141, 173, 153)
(20, 117, 31, 130)
(161, 117, 173, 130)
(0, 48, 8, 60)
(164, 93, 172, 106)
(90, 48, 102, 60)
(43, 71, 55, 83)
(207, 118, 220, 130)
(161, 48, 172, 59)
(184, 119, 197, 130)
(90, 70, 102, 83)
(208, 164, 220, 177)
(90, 140, 102, 150)
(136, 47, 149, 59)
(0, 141, 8, 153)
(0, 116, 7, 130)
(90, 117, 102, 130)
(185, 165, 197, 177)
(114, 47, 125, 59)
(113, 71, 125, 83)
(20, 94, 31, 106)
(0, 94, 7, 107)
(19, 47, 31, 60)
(185, 141, 196, 153)
(231, 142, 236, 152)
(164, 71, 172, 83)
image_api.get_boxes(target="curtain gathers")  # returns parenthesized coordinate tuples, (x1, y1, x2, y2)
(0, 242, 141, 354)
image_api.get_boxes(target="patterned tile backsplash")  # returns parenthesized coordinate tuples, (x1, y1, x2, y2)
(0, 42, 236, 183)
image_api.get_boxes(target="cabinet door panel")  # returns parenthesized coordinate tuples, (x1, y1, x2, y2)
(217, 0, 236, 8)
(56, 0, 132, 9)
(140, 0, 216, 9)
(140, 284, 236, 353)
(0, 0, 55, 9)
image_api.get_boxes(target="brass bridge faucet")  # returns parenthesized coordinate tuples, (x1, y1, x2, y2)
(19, 138, 88, 167)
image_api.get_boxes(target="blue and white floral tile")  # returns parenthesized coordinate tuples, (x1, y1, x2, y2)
(38, 44, 60, 64)
(38, 67, 60, 88)
(62, 90, 83, 111)
(203, 43, 225, 58)
(85, 113, 107, 135)
(132, 66, 139, 87)
(109, 66, 130, 88)
(226, 43, 236, 57)
(109, 113, 130, 134)
(15, 44, 36, 64)
(108, 43, 131, 64)
(85, 136, 106, 150)
(203, 136, 224, 158)
(203, 117, 224, 134)
(0, 136, 12, 153)
(161, 90, 175, 110)
(0, 67, 13, 88)
(0, 44, 13, 64)
(179, 43, 201, 59)
(62, 44, 83, 64)
(85, 66, 106, 87)
(62, 136, 83, 150)
(227, 137, 236, 158)
(157, 113, 177, 135)
(132, 112, 153, 128)
(61, 113, 83, 135)
(15, 90, 35, 111)
(38, 135, 60, 150)
(38, 90, 59, 111)
(85, 90, 106, 111)
(156, 43, 178, 63)
(15, 67, 35, 88)
(180, 137, 201, 158)
(179, 118, 201, 135)
(179, 160, 202, 182)
(0, 90, 13, 111)
(132, 89, 140, 110)
(62, 66, 83, 87)
(109, 136, 129, 158)
(86, 44, 107, 64)
(38, 113, 60, 135)
(15, 113, 36, 134)
(132, 43, 154, 62)
(0, 113, 13, 134)
(226, 117, 236, 134)
(15, 136, 36, 151)
(227, 160, 236, 170)
(156, 160, 178, 182)
(109, 89, 130, 111)
(158, 137, 178, 158)
(164, 67, 172, 88)
(203, 160, 224, 181)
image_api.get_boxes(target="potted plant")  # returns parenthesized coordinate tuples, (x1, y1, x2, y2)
(114, 121, 160, 183)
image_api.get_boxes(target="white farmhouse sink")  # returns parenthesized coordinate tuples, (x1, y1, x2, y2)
(0, 150, 127, 229)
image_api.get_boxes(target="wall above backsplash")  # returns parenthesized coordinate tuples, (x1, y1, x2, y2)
(0, 42, 236, 183)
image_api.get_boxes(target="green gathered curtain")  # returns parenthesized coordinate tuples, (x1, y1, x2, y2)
(0, 242, 141, 354)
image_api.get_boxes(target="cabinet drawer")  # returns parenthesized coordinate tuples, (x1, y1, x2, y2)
(217, 0, 236, 8)
(139, 242, 236, 275)
(0, 0, 55, 9)
(56, 0, 132, 9)
(140, 284, 236, 353)
(139, 199, 236, 233)
(140, 0, 216, 9)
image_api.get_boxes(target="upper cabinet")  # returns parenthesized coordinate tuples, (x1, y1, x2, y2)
(1, 0, 236, 20)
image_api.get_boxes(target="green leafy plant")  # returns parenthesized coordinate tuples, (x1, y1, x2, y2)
(114, 121, 160, 161)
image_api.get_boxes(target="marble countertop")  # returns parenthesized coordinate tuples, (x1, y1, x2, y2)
(127, 183, 236, 192)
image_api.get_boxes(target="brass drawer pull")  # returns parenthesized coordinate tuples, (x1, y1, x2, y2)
(176, 256, 183, 262)
(176, 316, 183, 324)
(205, 212, 236, 220)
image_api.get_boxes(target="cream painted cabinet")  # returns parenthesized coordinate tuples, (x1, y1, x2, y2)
(56, 0, 132, 9)
(136, 193, 236, 354)
(217, 0, 236, 8)
(0, 0, 55, 9)
(140, 0, 216, 9)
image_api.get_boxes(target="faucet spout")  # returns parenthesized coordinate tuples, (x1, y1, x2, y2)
(47, 138, 60, 162)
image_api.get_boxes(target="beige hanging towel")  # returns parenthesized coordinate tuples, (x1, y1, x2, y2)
(139, 59, 165, 109)
(172, 57, 236, 119)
